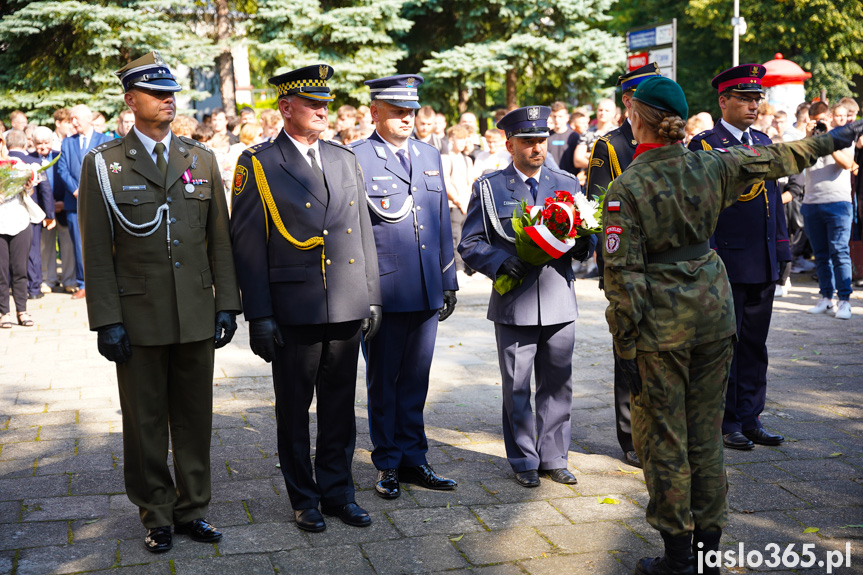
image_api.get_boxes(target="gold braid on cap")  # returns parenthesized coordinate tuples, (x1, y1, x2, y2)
(251, 156, 328, 289)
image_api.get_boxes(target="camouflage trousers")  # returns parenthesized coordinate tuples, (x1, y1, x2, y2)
(632, 337, 733, 538)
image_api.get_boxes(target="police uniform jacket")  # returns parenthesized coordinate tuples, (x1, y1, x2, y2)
(230, 131, 381, 325)
(79, 131, 241, 345)
(688, 124, 791, 284)
(350, 131, 457, 312)
(458, 163, 582, 326)
(585, 120, 636, 199)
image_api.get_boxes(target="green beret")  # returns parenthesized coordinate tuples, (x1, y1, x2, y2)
(631, 76, 689, 120)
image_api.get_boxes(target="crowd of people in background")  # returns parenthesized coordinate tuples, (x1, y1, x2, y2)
(1, 90, 861, 328)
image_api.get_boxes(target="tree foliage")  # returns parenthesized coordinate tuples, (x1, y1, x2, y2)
(0, 1, 217, 124)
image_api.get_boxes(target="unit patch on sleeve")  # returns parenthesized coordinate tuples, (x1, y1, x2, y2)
(233, 165, 248, 196)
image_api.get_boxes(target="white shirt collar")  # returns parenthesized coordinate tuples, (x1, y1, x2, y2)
(375, 130, 410, 157)
(284, 130, 322, 169)
(133, 127, 171, 160)
(719, 118, 750, 143)
(513, 165, 541, 184)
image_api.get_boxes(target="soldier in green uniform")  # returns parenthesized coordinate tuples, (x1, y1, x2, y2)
(79, 52, 241, 553)
(601, 76, 862, 575)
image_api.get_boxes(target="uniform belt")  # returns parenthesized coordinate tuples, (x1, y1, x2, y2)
(646, 240, 710, 264)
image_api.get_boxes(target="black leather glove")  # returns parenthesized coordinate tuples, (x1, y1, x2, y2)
(97, 323, 131, 364)
(778, 260, 790, 279)
(439, 290, 457, 322)
(498, 256, 530, 280)
(214, 311, 237, 349)
(249, 317, 284, 363)
(570, 234, 593, 262)
(829, 119, 863, 149)
(615, 354, 642, 397)
(361, 304, 382, 343)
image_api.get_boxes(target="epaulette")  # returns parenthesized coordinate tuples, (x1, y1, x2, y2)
(178, 135, 212, 153)
(89, 139, 122, 155)
(241, 139, 275, 157)
(475, 169, 502, 183)
(410, 137, 438, 154)
(749, 127, 772, 144)
(691, 130, 710, 141)
(547, 165, 577, 180)
(322, 138, 355, 154)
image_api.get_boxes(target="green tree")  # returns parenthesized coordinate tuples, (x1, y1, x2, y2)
(248, 0, 413, 106)
(404, 0, 626, 120)
(0, 0, 217, 124)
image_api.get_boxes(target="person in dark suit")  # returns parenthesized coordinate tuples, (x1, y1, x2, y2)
(57, 103, 111, 299)
(350, 75, 458, 499)
(585, 62, 662, 469)
(6, 129, 55, 303)
(688, 64, 790, 451)
(458, 107, 594, 488)
(230, 64, 382, 533)
(79, 51, 241, 553)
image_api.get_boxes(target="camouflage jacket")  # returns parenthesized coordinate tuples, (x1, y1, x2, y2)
(602, 135, 834, 359)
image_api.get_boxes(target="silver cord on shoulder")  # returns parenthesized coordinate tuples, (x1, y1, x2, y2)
(481, 178, 515, 244)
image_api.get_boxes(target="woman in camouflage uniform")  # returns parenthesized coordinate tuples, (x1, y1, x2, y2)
(601, 76, 859, 575)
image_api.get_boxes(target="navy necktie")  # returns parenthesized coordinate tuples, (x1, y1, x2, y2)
(526, 177, 538, 202)
(742, 131, 752, 145)
(397, 149, 411, 176)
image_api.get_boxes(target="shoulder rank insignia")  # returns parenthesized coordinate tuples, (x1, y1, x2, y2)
(233, 165, 248, 196)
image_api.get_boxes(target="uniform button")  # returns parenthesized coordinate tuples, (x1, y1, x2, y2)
(350, 201, 354, 206)
(170, 217, 177, 224)
(132, 198, 139, 204)
(323, 230, 328, 236)
(349, 259, 355, 264)
(417, 206, 422, 211)
(325, 259, 332, 265)
(199, 193, 204, 198)
(420, 225, 424, 230)
(118, 288, 124, 294)
(166, 197, 173, 203)
(346, 228, 352, 234)
(422, 244, 426, 250)
(305, 202, 311, 208)
(173, 239, 179, 246)
(412, 186, 417, 191)
(175, 262, 181, 268)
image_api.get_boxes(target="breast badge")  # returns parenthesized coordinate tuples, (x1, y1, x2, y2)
(381, 198, 390, 210)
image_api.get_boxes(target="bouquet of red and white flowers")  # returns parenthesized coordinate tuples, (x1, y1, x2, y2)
(0, 153, 60, 203)
(494, 189, 603, 295)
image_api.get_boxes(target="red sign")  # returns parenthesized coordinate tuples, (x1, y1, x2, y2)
(628, 53, 648, 71)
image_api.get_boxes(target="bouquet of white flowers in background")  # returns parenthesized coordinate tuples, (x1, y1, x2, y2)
(0, 153, 60, 202)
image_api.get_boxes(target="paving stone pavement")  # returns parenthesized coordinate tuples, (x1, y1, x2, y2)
(1, 273, 862, 574)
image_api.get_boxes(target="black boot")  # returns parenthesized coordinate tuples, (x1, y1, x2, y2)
(635, 532, 695, 575)
(692, 530, 722, 575)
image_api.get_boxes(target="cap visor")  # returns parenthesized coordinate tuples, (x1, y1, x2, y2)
(130, 79, 182, 92)
(385, 100, 421, 109)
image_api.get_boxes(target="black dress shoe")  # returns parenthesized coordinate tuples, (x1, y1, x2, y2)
(375, 468, 400, 499)
(723, 431, 755, 450)
(27, 292, 44, 300)
(624, 450, 643, 468)
(174, 518, 222, 542)
(742, 427, 784, 446)
(143, 526, 172, 553)
(294, 508, 326, 532)
(321, 502, 371, 527)
(635, 556, 695, 574)
(543, 468, 578, 484)
(398, 464, 457, 490)
(514, 469, 540, 487)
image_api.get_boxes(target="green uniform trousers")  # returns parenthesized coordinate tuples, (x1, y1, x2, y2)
(116, 339, 215, 528)
(632, 337, 733, 538)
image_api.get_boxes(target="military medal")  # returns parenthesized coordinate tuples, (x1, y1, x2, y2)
(181, 169, 195, 193)
(185, 184, 195, 193)
(109, 162, 122, 173)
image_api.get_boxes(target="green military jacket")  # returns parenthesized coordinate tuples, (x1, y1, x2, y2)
(80, 131, 241, 346)
(602, 135, 834, 360)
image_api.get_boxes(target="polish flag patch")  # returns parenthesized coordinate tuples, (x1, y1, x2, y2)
(607, 200, 621, 212)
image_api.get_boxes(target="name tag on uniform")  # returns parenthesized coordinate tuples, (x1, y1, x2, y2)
(551, 140, 565, 146)
(503, 200, 520, 206)
(424, 170, 439, 176)
(372, 176, 392, 181)
(122, 185, 147, 191)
